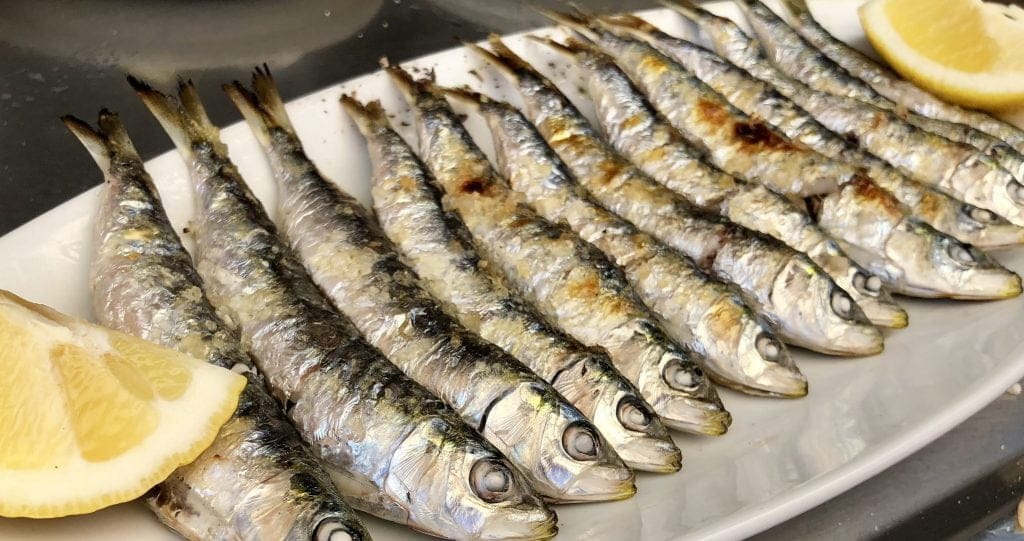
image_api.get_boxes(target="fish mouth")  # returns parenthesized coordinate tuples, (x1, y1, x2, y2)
(615, 436, 682, 474)
(708, 363, 809, 399)
(655, 394, 732, 435)
(548, 468, 638, 503)
(479, 509, 559, 541)
(945, 269, 1023, 300)
(858, 299, 909, 329)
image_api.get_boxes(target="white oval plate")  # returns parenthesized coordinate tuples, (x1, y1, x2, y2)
(2, 2, 1024, 540)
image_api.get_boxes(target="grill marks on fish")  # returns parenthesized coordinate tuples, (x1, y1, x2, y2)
(664, 0, 1024, 248)
(446, 86, 807, 398)
(343, 96, 681, 472)
(133, 77, 557, 540)
(66, 110, 369, 541)
(383, 61, 732, 435)
(728, 0, 1024, 228)
(228, 69, 634, 504)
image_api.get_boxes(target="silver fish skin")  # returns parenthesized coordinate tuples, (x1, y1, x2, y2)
(622, 14, 1024, 251)
(728, 0, 1024, 184)
(473, 36, 883, 356)
(665, 0, 1024, 240)
(593, 16, 1022, 301)
(68, 110, 370, 541)
(225, 71, 635, 504)
(447, 85, 807, 398)
(779, 0, 1024, 154)
(384, 63, 730, 436)
(730, 0, 1024, 227)
(546, 18, 904, 327)
(342, 97, 681, 473)
(132, 79, 557, 541)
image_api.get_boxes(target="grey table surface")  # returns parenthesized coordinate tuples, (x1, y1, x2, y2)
(2, 1, 1023, 539)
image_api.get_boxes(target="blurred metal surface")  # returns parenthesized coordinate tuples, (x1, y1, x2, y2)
(1, 1, 1023, 539)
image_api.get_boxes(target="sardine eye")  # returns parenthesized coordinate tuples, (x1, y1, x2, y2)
(471, 460, 514, 503)
(966, 205, 997, 224)
(314, 519, 355, 541)
(852, 271, 882, 296)
(755, 332, 782, 362)
(562, 422, 600, 461)
(1009, 181, 1024, 205)
(829, 289, 854, 319)
(616, 396, 652, 432)
(663, 359, 703, 392)
(948, 241, 976, 265)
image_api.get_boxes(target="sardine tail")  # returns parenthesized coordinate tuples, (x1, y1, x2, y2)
(96, 109, 141, 160)
(779, 0, 811, 16)
(128, 75, 194, 157)
(222, 80, 275, 149)
(61, 115, 111, 172)
(340, 95, 391, 136)
(176, 79, 223, 145)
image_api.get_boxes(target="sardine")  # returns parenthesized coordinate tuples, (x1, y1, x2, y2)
(342, 96, 681, 472)
(66, 111, 369, 541)
(224, 69, 634, 503)
(665, 0, 1024, 244)
(588, 14, 1021, 300)
(384, 63, 730, 435)
(733, 0, 1024, 185)
(446, 84, 807, 397)
(473, 37, 882, 355)
(779, 0, 1024, 155)
(726, 0, 1024, 227)
(609, 9, 1024, 250)
(131, 78, 557, 541)
(536, 18, 903, 326)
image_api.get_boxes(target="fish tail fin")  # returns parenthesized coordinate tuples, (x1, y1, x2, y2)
(468, 35, 553, 86)
(340, 95, 392, 136)
(660, 0, 712, 23)
(61, 114, 112, 172)
(223, 65, 295, 150)
(597, 12, 659, 34)
(95, 109, 141, 161)
(779, 0, 811, 18)
(535, 8, 602, 43)
(440, 84, 488, 107)
(175, 78, 224, 146)
(526, 34, 594, 61)
(381, 57, 439, 105)
(128, 75, 196, 157)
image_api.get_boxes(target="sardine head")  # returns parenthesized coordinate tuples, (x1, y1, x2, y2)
(551, 354, 681, 473)
(770, 257, 884, 356)
(385, 417, 556, 540)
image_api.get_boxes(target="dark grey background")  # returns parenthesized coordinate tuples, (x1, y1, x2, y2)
(2, 1, 1023, 539)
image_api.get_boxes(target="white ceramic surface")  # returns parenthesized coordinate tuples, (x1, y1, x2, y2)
(3, 2, 1024, 540)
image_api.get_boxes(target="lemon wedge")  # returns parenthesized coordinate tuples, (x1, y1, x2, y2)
(0, 290, 245, 519)
(860, 0, 1024, 111)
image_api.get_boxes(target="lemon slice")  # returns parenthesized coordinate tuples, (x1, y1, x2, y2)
(0, 290, 245, 518)
(860, 0, 1024, 110)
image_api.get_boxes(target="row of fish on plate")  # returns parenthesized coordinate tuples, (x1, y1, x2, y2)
(60, 0, 1024, 539)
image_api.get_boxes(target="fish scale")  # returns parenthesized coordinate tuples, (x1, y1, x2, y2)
(384, 62, 732, 436)
(664, 0, 1024, 249)
(537, 15, 905, 327)
(777, 0, 1024, 156)
(342, 95, 682, 472)
(584, 13, 1021, 301)
(445, 84, 808, 397)
(472, 36, 884, 356)
(224, 70, 635, 504)
(66, 110, 369, 541)
(708, 0, 1024, 228)
(131, 78, 557, 541)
